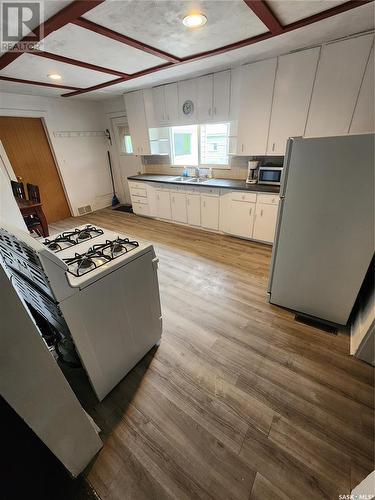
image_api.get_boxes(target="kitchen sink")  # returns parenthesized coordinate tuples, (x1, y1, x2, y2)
(188, 178, 208, 183)
(171, 176, 192, 182)
(171, 176, 209, 183)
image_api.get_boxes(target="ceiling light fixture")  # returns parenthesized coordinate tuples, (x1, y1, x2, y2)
(48, 73, 62, 80)
(182, 14, 207, 28)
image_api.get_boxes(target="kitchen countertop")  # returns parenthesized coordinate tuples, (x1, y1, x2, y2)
(127, 174, 280, 193)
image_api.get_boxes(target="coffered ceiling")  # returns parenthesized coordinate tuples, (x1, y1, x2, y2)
(0, 0, 373, 101)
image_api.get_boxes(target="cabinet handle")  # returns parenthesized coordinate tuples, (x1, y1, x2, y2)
(249, 207, 252, 215)
(172, 196, 174, 203)
(187, 198, 190, 206)
(272, 143, 275, 152)
(261, 209, 263, 216)
(241, 144, 244, 152)
(214, 106, 217, 115)
(157, 194, 159, 200)
(203, 201, 206, 208)
(208, 108, 211, 116)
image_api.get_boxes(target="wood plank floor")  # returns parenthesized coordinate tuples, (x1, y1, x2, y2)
(50, 209, 374, 500)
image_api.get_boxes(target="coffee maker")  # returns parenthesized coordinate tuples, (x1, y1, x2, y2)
(246, 160, 259, 184)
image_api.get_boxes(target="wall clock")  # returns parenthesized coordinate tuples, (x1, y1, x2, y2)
(182, 100, 194, 116)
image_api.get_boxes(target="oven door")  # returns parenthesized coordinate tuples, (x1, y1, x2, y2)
(258, 168, 282, 185)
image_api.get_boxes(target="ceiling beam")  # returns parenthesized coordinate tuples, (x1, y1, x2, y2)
(62, 0, 373, 98)
(32, 51, 130, 78)
(0, 0, 105, 70)
(0, 75, 82, 91)
(243, 1, 283, 34)
(283, 0, 372, 31)
(72, 18, 181, 63)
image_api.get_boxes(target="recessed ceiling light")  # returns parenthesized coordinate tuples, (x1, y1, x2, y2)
(48, 73, 62, 80)
(182, 14, 207, 28)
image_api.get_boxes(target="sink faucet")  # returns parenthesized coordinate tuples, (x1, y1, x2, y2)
(194, 167, 200, 178)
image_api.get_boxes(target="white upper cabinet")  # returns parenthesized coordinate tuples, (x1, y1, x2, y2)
(178, 79, 198, 123)
(164, 83, 179, 124)
(124, 91, 151, 155)
(152, 86, 165, 125)
(305, 34, 374, 137)
(197, 75, 213, 122)
(350, 44, 375, 134)
(267, 48, 320, 155)
(213, 71, 231, 122)
(236, 58, 277, 156)
(197, 71, 231, 123)
(152, 83, 179, 126)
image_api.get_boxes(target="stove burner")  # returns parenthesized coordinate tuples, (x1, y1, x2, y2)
(112, 242, 124, 254)
(63, 236, 140, 277)
(77, 230, 91, 241)
(43, 225, 104, 253)
(47, 241, 61, 251)
(79, 257, 95, 270)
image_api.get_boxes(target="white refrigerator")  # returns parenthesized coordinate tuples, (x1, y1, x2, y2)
(268, 134, 374, 325)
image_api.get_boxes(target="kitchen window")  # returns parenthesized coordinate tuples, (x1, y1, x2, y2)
(200, 123, 229, 166)
(170, 125, 198, 166)
(170, 123, 229, 167)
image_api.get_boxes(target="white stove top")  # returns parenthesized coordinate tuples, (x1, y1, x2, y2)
(42, 225, 153, 289)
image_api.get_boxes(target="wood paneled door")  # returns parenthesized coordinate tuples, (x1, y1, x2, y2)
(0, 117, 71, 223)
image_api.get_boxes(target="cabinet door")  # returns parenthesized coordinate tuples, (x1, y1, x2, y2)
(197, 75, 213, 122)
(152, 86, 166, 125)
(124, 91, 151, 155)
(267, 48, 320, 155)
(178, 79, 198, 123)
(171, 192, 187, 223)
(187, 194, 201, 226)
(201, 195, 219, 230)
(213, 71, 230, 122)
(252, 203, 278, 243)
(164, 83, 179, 124)
(350, 44, 374, 134)
(305, 34, 374, 137)
(237, 58, 277, 155)
(229, 201, 255, 238)
(156, 190, 171, 219)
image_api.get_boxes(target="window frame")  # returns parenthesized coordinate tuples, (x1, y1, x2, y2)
(111, 116, 134, 157)
(169, 122, 230, 169)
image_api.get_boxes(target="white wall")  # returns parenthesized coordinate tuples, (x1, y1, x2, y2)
(0, 92, 113, 216)
(100, 97, 143, 204)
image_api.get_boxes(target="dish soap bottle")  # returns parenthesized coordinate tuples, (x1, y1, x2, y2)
(207, 167, 213, 179)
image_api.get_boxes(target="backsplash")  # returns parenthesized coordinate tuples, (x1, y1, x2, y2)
(142, 155, 284, 180)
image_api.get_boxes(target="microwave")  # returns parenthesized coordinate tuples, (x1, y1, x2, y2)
(258, 166, 283, 185)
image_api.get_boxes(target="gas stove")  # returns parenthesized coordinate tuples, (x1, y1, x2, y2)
(43, 225, 104, 252)
(63, 238, 140, 277)
(0, 222, 162, 401)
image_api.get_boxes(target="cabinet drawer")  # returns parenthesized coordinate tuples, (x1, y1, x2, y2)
(130, 187, 147, 197)
(231, 191, 257, 203)
(202, 187, 219, 197)
(131, 195, 148, 204)
(132, 202, 149, 216)
(128, 181, 146, 190)
(257, 194, 279, 205)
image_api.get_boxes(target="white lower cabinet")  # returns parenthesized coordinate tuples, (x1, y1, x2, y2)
(252, 203, 278, 243)
(201, 195, 219, 230)
(229, 200, 255, 238)
(186, 194, 201, 226)
(171, 191, 187, 223)
(129, 181, 279, 244)
(156, 190, 172, 219)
